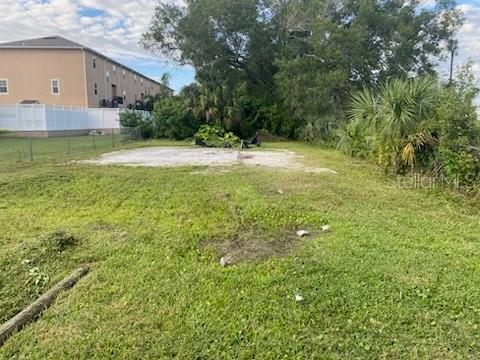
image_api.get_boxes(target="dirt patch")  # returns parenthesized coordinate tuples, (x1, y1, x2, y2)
(79, 147, 338, 174)
(205, 228, 304, 265)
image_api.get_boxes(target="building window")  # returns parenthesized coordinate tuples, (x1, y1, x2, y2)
(106, 71, 110, 82)
(123, 90, 127, 101)
(93, 57, 96, 69)
(94, 83, 98, 96)
(113, 65, 116, 74)
(0, 79, 8, 94)
(122, 70, 126, 79)
(134, 75, 137, 82)
(51, 79, 60, 95)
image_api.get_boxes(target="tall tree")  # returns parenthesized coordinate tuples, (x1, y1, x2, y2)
(435, 0, 464, 83)
(143, 0, 463, 137)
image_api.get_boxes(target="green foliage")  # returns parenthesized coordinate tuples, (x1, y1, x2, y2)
(179, 82, 288, 139)
(119, 110, 155, 139)
(433, 66, 480, 188)
(438, 149, 479, 190)
(119, 110, 143, 128)
(153, 97, 200, 140)
(344, 78, 440, 172)
(143, 0, 462, 140)
(194, 124, 240, 147)
(297, 116, 336, 143)
(142, 0, 474, 189)
(255, 105, 298, 139)
(343, 72, 480, 191)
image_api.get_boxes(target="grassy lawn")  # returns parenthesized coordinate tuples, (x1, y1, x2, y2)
(0, 132, 147, 164)
(1, 141, 480, 358)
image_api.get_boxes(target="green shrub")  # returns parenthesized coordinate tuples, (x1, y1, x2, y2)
(119, 110, 155, 139)
(343, 72, 480, 191)
(438, 149, 479, 190)
(195, 125, 240, 147)
(432, 65, 480, 190)
(153, 97, 200, 140)
(119, 111, 143, 128)
(344, 78, 439, 173)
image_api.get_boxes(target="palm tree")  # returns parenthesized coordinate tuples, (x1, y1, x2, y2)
(346, 78, 438, 171)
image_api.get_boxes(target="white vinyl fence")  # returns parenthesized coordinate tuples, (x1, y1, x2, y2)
(0, 104, 149, 132)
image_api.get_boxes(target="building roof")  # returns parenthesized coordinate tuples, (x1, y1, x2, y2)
(0, 36, 170, 89)
(0, 36, 84, 48)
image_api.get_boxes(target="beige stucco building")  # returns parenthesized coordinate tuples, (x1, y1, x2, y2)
(0, 36, 169, 108)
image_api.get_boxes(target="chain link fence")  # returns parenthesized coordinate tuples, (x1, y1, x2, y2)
(0, 127, 142, 164)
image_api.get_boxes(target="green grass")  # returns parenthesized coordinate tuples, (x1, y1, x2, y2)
(0, 132, 155, 164)
(0, 135, 187, 169)
(1, 141, 480, 358)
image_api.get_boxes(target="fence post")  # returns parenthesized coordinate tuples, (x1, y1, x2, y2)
(28, 136, 33, 161)
(66, 130, 71, 155)
(16, 104, 20, 130)
(53, 104, 57, 131)
(30, 105, 35, 139)
(42, 104, 46, 132)
(92, 132, 96, 150)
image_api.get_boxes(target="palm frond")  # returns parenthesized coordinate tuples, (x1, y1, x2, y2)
(348, 88, 378, 131)
(401, 142, 416, 169)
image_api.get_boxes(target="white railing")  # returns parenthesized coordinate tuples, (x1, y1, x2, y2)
(0, 104, 150, 131)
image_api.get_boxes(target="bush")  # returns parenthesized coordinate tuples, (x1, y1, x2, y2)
(119, 110, 155, 139)
(344, 78, 440, 173)
(434, 85, 480, 190)
(438, 149, 479, 190)
(343, 71, 480, 191)
(153, 97, 200, 140)
(119, 110, 143, 128)
(195, 125, 240, 147)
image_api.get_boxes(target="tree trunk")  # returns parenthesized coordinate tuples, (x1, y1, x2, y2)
(449, 46, 455, 85)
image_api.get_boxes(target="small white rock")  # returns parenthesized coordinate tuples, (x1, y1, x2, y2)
(295, 293, 304, 302)
(296, 230, 310, 238)
(220, 256, 232, 267)
(321, 225, 331, 233)
(277, 189, 284, 195)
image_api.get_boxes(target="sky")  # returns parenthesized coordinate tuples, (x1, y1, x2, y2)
(0, 0, 478, 93)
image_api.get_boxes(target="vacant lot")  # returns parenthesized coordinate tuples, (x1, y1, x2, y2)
(1, 141, 480, 358)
